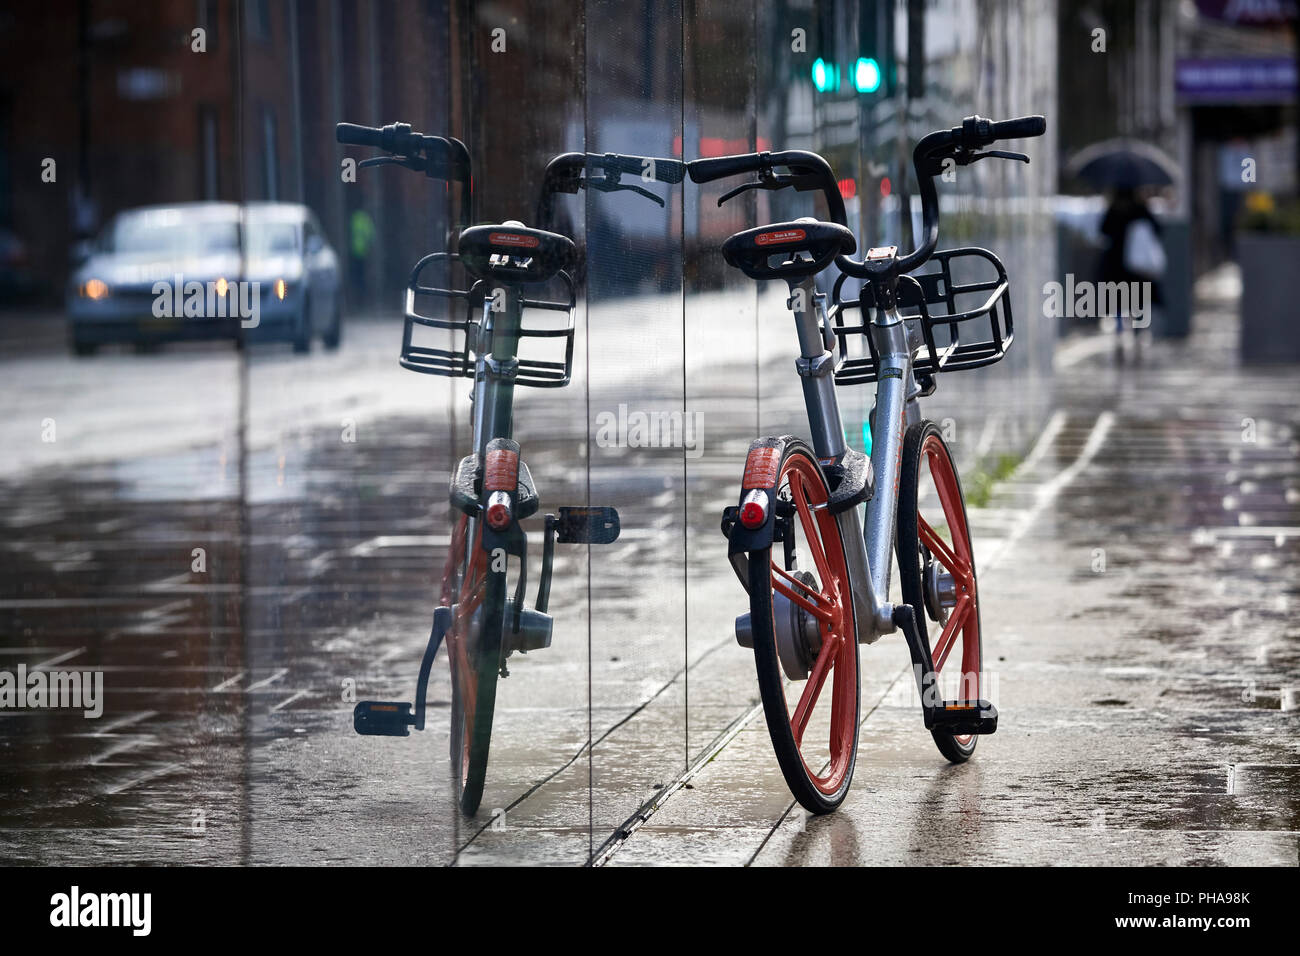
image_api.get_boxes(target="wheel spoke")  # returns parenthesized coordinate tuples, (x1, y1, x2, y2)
(927, 452, 973, 565)
(791, 633, 840, 746)
(789, 475, 833, 588)
(769, 564, 832, 624)
(771, 564, 834, 623)
(930, 594, 970, 671)
(917, 514, 971, 582)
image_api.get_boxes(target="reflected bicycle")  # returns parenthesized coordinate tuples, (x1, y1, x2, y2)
(337, 121, 682, 815)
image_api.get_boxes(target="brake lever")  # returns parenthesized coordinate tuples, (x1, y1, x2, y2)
(585, 176, 666, 207)
(955, 148, 1030, 166)
(359, 155, 426, 171)
(716, 171, 822, 206)
(716, 180, 763, 205)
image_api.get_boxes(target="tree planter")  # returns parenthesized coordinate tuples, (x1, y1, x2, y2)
(1239, 233, 1300, 364)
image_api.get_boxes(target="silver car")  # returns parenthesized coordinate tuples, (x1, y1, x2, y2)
(67, 201, 342, 355)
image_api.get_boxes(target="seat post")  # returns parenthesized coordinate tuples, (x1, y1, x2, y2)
(789, 274, 825, 361)
(479, 284, 523, 453)
(789, 275, 846, 462)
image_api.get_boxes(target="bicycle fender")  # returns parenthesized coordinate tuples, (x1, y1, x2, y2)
(726, 435, 798, 556)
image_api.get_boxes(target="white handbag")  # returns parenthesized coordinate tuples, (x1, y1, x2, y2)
(1124, 219, 1166, 279)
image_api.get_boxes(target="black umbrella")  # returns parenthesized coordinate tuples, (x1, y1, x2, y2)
(1066, 138, 1179, 188)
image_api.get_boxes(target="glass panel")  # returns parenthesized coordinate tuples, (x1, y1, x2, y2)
(893, 0, 1058, 486)
(583, 0, 688, 860)
(240, 0, 465, 864)
(0, 2, 242, 862)
(439, 0, 591, 864)
(683, 1, 761, 762)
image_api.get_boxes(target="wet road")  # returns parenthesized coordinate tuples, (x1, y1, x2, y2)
(1, 269, 1297, 866)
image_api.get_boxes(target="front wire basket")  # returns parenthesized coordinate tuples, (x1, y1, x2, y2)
(399, 252, 577, 387)
(830, 246, 1014, 389)
(400, 252, 479, 378)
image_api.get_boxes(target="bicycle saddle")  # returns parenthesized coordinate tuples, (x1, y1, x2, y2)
(458, 222, 576, 284)
(722, 218, 856, 281)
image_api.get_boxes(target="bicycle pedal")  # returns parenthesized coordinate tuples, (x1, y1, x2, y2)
(925, 700, 998, 736)
(555, 506, 620, 544)
(353, 700, 414, 737)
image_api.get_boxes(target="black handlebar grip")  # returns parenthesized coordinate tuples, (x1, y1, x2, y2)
(634, 156, 687, 185)
(599, 153, 688, 184)
(990, 115, 1046, 140)
(336, 123, 383, 147)
(687, 153, 763, 184)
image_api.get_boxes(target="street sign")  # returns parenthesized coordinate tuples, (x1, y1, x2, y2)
(1175, 57, 1297, 103)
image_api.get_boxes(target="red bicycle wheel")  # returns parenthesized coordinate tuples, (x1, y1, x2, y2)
(746, 440, 860, 814)
(896, 421, 983, 763)
(444, 515, 504, 815)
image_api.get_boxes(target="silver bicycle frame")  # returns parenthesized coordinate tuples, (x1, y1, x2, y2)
(792, 276, 923, 642)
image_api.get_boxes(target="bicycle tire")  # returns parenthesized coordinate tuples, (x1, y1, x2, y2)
(896, 420, 983, 764)
(447, 528, 506, 817)
(747, 440, 860, 815)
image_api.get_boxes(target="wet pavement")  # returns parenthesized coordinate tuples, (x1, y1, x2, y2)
(606, 269, 1300, 866)
(2, 268, 1297, 866)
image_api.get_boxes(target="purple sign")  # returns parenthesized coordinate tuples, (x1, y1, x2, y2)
(1175, 57, 1297, 103)
(1195, 0, 1297, 26)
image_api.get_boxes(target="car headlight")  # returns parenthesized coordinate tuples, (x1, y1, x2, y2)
(82, 278, 110, 300)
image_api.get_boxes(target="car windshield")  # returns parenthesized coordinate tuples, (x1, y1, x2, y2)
(246, 222, 300, 255)
(107, 209, 239, 255)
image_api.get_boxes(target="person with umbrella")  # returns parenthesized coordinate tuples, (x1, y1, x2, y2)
(1067, 139, 1178, 344)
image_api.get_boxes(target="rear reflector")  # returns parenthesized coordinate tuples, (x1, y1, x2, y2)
(485, 491, 512, 530)
(739, 489, 769, 529)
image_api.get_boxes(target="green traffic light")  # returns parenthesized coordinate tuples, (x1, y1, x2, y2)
(854, 57, 881, 93)
(812, 57, 833, 92)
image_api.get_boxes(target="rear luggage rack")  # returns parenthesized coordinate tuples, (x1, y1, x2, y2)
(830, 246, 1014, 387)
(400, 251, 577, 387)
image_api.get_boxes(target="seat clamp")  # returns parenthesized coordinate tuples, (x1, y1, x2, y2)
(486, 356, 519, 381)
(795, 351, 835, 379)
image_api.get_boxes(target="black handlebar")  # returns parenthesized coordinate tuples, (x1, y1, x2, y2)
(336, 122, 471, 182)
(838, 113, 1046, 277)
(687, 153, 766, 184)
(536, 151, 686, 231)
(591, 152, 687, 184)
(687, 150, 847, 228)
(336, 121, 473, 225)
